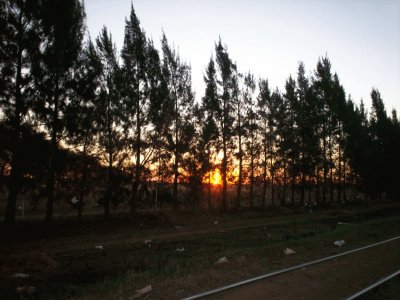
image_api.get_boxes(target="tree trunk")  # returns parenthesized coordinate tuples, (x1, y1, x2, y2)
(78, 140, 88, 222)
(329, 117, 334, 203)
(337, 130, 342, 203)
(4, 21, 23, 225)
(236, 105, 242, 209)
(322, 118, 328, 204)
(173, 93, 179, 209)
(208, 171, 212, 210)
(249, 147, 254, 208)
(45, 76, 60, 224)
(222, 140, 227, 210)
(131, 94, 141, 216)
(262, 136, 268, 207)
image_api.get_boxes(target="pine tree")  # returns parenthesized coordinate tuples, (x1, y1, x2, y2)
(214, 39, 236, 210)
(282, 75, 298, 206)
(242, 72, 256, 207)
(1, 0, 41, 224)
(121, 5, 148, 216)
(94, 27, 124, 218)
(64, 39, 101, 221)
(161, 33, 194, 209)
(313, 57, 334, 204)
(257, 79, 271, 207)
(200, 57, 219, 209)
(30, 0, 85, 223)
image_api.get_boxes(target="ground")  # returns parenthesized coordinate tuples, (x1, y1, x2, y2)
(0, 202, 399, 299)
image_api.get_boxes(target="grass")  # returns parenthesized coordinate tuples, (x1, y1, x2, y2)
(1, 203, 400, 299)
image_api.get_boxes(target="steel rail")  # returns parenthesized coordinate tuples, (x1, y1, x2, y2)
(182, 235, 400, 300)
(345, 269, 400, 300)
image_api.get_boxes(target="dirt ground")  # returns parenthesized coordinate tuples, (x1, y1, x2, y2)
(0, 203, 399, 299)
(205, 238, 400, 299)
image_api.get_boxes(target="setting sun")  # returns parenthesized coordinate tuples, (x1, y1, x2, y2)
(211, 169, 222, 185)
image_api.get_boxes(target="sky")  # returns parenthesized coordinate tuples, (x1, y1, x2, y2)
(85, 0, 400, 114)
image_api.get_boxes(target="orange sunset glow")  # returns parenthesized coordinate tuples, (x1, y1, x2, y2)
(203, 169, 222, 185)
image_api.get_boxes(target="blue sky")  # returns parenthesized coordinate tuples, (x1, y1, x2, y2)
(85, 0, 400, 113)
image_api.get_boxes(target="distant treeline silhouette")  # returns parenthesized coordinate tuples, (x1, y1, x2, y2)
(1, 1, 399, 225)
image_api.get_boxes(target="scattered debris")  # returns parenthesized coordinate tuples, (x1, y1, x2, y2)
(213, 221, 219, 225)
(16, 286, 36, 295)
(214, 257, 228, 265)
(337, 222, 349, 225)
(70, 196, 79, 205)
(175, 247, 185, 252)
(94, 245, 104, 250)
(284, 247, 296, 255)
(12, 273, 30, 279)
(132, 284, 152, 298)
(174, 225, 183, 229)
(144, 239, 152, 248)
(334, 240, 346, 247)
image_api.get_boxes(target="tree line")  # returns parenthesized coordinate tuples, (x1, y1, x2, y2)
(1, 0, 399, 225)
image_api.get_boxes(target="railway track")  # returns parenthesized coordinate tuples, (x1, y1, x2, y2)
(183, 236, 400, 300)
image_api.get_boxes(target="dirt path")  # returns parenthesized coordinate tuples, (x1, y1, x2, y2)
(204, 238, 400, 300)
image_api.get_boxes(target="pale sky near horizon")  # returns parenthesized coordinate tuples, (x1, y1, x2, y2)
(85, 0, 400, 114)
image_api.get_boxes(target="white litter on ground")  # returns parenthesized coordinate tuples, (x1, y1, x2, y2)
(12, 273, 30, 279)
(284, 247, 296, 255)
(175, 247, 185, 252)
(70, 196, 79, 204)
(337, 222, 349, 225)
(94, 245, 104, 250)
(214, 257, 228, 265)
(132, 284, 152, 298)
(213, 221, 219, 225)
(144, 240, 152, 248)
(16, 286, 36, 295)
(334, 240, 346, 247)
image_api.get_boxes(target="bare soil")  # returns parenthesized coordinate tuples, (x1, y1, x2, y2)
(205, 238, 400, 299)
(0, 203, 399, 299)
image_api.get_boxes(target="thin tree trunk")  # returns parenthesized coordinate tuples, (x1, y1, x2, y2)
(329, 116, 334, 203)
(173, 92, 179, 209)
(322, 118, 327, 204)
(131, 94, 141, 216)
(343, 157, 347, 202)
(78, 140, 88, 222)
(4, 17, 23, 225)
(236, 105, 242, 209)
(250, 149, 254, 208)
(262, 134, 268, 207)
(45, 76, 60, 224)
(337, 130, 342, 203)
(222, 140, 227, 210)
(270, 150, 275, 207)
(208, 171, 212, 210)
(282, 158, 287, 207)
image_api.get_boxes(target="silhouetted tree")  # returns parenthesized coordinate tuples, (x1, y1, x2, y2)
(1, 0, 41, 224)
(200, 57, 219, 209)
(94, 27, 124, 218)
(215, 39, 237, 210)
(31, 0, 85, 223)
(242, 72, 256, 207)
(121, 5, 148, 215)
(161, 33, 194, 209)
(257, 79, 271, 207)
(65, 39, 100, 221)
